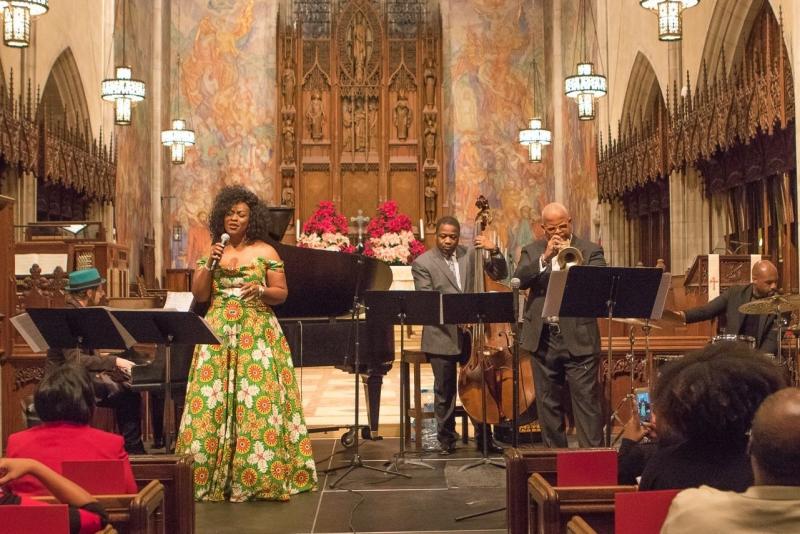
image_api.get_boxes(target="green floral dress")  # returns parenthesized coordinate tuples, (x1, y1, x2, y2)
(176, 257, 317, 502)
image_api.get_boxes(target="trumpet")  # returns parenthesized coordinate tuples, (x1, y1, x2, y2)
(556, 246, 583, 270)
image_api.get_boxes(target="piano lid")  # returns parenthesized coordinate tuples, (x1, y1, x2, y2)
(260, 206, 393, 318)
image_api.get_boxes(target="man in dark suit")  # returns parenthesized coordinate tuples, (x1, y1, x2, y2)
(676, 259, 781, 354)
(411, 215, 508, 455)
(513, 202, 605, 447)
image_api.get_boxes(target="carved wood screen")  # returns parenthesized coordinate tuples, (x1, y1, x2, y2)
(277, 0, 442, 234)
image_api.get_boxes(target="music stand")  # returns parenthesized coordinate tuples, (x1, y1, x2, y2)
(108, 309, 220, 452)
(17, 307, 136, 351)
(319, 257, 410, 488)
(365, 290, 441, 471)
(543, 266, 669, 446)
(442, 292, 514, 471)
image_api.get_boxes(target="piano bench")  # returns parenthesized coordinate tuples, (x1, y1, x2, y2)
(402, 350, 469, 450)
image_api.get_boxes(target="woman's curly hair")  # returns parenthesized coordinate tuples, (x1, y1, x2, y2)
(208, 185, 272, 243)
(652, 341, 787, 446)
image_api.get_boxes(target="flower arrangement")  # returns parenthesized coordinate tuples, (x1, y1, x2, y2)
(297, 201, 355, 253)
(364, 200, 426, 265)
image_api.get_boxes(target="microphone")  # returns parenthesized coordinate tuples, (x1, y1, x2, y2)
(208, 233, 230, 270)
(510, 277, 521, 324)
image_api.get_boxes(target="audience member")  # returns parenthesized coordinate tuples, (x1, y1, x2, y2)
(635, 342, 786, 491)
(5, 364, 138, 496)
(0, 457, 109, 534)
(661, 387, 800, 533)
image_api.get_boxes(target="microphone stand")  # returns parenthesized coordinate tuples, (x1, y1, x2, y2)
(320, 255, 410, 488)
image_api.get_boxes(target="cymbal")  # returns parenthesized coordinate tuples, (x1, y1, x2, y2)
(611, 318, 663, 330)
(738, 294, 800, 315)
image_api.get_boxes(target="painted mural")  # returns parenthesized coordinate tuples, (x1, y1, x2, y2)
(443, 0, 551, 268)
(115, 1, 154, 278)
(170, 0, 277, 267)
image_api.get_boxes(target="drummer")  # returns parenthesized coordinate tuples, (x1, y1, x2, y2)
(671, 260, 782, 354)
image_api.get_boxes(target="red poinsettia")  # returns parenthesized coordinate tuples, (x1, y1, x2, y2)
(298, 201, 355, 253)
(364, 200, 426, 265)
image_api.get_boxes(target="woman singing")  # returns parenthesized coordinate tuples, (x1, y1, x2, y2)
(176, 186, 317, 502)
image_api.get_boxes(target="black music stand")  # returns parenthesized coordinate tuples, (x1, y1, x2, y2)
(542, 266, 667, 446)
(19, 307, 136, 351)
(365, 290, 441, 472)
(319, 257, 410, 488)
(442, 292, 514, 471)
(108, 309, 220, 452)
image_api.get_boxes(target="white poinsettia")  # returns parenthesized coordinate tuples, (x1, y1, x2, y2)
(236, 378, 259, 408)
(200, 379, 224, 409)
(247, 441, 274, 471)
(189, 439, 207, 464)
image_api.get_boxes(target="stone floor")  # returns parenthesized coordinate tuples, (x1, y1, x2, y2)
(196, 436, 509, 534)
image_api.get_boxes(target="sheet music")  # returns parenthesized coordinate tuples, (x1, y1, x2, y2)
(164, 291, 194, 312)
(542, 270, 568, 317)
(10, 313, 50, 352)
(650, 273, 672, 319)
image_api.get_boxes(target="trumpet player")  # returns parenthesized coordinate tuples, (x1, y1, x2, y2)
(513, 202, 607, 448)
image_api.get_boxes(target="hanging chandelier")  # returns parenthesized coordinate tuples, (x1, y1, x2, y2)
(0, 0, 48, 48)
(564, 0, 607, 121)
(101, 0, 145, 125)
(161, 5, 196, 164)
(519, 118, 552, 163)
(161, 119, 196, 164)
(640, 0, 699, 41)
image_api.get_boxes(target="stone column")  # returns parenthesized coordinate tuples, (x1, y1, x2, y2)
(550, 0, 565, 203)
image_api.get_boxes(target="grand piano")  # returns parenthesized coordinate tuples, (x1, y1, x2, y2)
(131, 208, 395, 444)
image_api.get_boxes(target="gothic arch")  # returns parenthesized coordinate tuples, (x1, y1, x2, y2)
(38, 47, 91, 130)
(700, 0, 768, 79)
(620, 52, 665, 128)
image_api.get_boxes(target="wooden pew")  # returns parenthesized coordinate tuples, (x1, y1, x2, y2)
(505, 447, 614, 534)
(35, 479, 165, 534)
(527, 473, 636, 534)
(130, 455, 194, 534)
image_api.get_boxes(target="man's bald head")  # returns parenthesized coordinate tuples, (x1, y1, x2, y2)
(750, 387, 800, 485)
(541, 203, 572, 242)
(751, 259, 778, 298)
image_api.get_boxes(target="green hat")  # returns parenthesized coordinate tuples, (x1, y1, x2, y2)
(65, 267, 105, 292)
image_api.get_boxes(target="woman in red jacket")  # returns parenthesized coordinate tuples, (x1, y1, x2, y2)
(5, 364, 138, 495)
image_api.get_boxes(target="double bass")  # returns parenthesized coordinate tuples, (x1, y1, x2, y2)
(457, 196, 537, 424)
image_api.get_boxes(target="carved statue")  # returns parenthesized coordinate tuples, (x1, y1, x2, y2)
(342, 100, 354, 151)
(424, 115, 437, 163)
(281, 176, 295, 207)
(282, 115, 295, 163)
(424, 57, 436, 110)
(23, 264, 48, 291)
(354, 99, 367, 152)
(394, 93, 412, 140)
(306, 91, 325, 140)
(282, 62, 296, 108)
(368, 99, 378, 150)
(351, 12, 368, 81)
(424, 174, 438, 228)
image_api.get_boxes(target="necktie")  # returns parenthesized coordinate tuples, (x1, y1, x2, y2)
(447, 255, 460, 290)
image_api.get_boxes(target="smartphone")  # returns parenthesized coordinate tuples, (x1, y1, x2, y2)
(635, 387, 651, 423)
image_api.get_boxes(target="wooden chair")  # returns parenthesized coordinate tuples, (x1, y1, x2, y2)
(34, 479, 165, 534)
(130, 454, 194, 534)
(527, 473, 637, 534)
(504, 447, 615, 534)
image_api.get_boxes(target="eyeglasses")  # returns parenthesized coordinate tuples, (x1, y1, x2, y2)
(542, 223, 570, 233)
